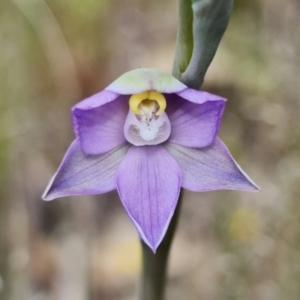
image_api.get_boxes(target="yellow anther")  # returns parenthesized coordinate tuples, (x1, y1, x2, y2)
(129, 91, 149, 115)
(148, 91, 166, 115)
(129, 90, 167, 115)
(138, 100, 157, 114)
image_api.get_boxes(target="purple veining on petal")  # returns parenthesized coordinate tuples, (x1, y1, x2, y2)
(73, 90, 120, 110)
(72, 95, 129, 155)
(42, 141, 130, 200)
(165, 93, 225, 148)
(116, 145, 182, 252)
(176, 88, 227, 104)
(164, 138, 259, 192)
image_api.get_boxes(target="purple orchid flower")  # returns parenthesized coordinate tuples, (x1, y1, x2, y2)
(42, 68, 259, 252)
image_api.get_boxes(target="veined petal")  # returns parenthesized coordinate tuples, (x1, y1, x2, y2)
(72, 96, 129, 155)
(106, 68, 187, 94)
(166, 93, 225, 148)
(42, 141, 130, 201)
(177, 88, 227, 104)
(116, 146, 182, 252)
(164, 138, 259, 192)
(73, 90, 120, 110)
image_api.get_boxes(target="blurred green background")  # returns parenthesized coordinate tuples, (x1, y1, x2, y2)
(1, 0, 300, 299)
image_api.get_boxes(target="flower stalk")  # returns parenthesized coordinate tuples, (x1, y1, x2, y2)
(140, 0, 234, 299)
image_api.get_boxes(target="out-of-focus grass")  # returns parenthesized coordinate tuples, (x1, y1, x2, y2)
(1, 0, 300, 299)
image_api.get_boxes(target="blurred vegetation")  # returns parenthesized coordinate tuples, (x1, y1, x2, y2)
(0, 0, 300, 299)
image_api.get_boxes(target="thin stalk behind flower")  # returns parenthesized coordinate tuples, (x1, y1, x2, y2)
(141, 1, 235, 299)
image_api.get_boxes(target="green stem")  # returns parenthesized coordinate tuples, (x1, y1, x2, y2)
(139, 0, 234, 298)
(139, 194, 183, 300)
(139, 1, 202, 299)
(172, 0, 194, 81)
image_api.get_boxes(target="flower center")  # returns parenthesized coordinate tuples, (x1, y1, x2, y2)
(129, 91, 167, 116)
(124, 91, 171, 146)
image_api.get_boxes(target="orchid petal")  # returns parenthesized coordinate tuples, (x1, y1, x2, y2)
(42, 141, 130, 200)
(116, 146, 182, 252)
(106, 68, 187, 94)
(166, 93, 225, 148)
(164, 138, 259, 192)
(177, 88, 227, 104)
(73, 90, 120, 110)
(72, 96, 129, 155)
